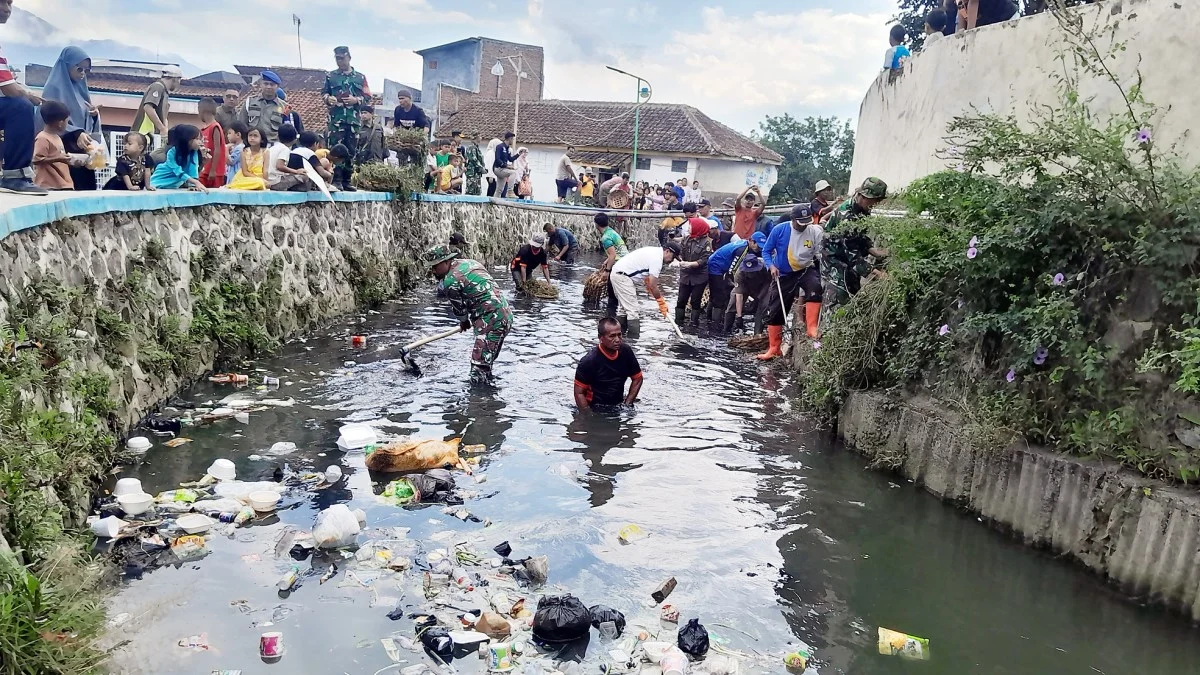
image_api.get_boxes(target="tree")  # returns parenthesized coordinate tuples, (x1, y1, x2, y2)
(891, 0, 1097, 51)
(755, 115, 855, 205)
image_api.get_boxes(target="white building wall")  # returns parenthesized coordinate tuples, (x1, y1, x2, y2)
(695, 158, 778, 199)
(850, 1, 1200, 191)
(493, 145, 777, 202)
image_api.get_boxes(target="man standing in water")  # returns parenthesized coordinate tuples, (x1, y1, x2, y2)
(574, 317, 643, 409)
(424, 246, 514, 382)
(607, 242, 680, 332)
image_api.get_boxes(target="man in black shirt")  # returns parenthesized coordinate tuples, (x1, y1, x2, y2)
(391, 90, 428, 131)
(574, 318, 643, 408)
(510, 234, 552, 288)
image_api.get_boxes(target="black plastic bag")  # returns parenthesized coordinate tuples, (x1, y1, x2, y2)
(419, 625, 453, 659)
(532, 594, 591, 643)
(677, 618, 710, 657)
(493, 541, 513, 557)
(588, 605, 626, 637)
(423, 469, 456, 491)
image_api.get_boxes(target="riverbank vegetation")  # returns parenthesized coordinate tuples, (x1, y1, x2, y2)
(803, 9, 1200, 481)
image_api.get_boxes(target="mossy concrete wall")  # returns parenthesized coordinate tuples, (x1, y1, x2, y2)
(0, 194, 658, 434)
(839, 389, 1200, 621)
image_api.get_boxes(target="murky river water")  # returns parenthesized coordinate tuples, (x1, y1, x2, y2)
(105, 254, 1200, 675)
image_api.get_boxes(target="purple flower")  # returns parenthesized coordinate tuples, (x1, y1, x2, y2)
(969, 236, 979, 248)
(1136, 128, 1152, 145)
(1053, 273, 1065, 286)
(967, 247, 978, 259)
(939, 324, 950, 336)
(813, 341, 822, 351)
(1034, 347, 1048, 366)
(1006, 369, 1017, 383)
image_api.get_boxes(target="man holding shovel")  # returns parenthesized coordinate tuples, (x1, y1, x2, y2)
(758, 203, 823, 361)
(424, 246, 514, 382)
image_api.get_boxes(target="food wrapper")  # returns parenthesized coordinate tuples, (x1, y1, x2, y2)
(877, 627, 930, 660)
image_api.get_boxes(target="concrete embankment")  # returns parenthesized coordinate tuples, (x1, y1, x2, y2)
(837, 389, 1200, 621)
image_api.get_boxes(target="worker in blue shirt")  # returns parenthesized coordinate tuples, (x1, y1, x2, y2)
(758, 203, 824, 360)
(708, 231, 765, 330)
(542, 223, 579, 264)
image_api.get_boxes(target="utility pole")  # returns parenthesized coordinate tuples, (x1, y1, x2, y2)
(492, 53, 527, 140)
(293, 14, 303, 68)
(605, 66, 652, 182)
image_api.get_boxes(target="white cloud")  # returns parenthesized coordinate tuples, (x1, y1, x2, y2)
(518, 5, 889, 133)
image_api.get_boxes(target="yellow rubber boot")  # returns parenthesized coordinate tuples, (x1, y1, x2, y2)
(756, 325, 784, 360)
(805, 302, 821, 339)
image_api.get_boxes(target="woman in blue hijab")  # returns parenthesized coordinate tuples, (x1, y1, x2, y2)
(41, 46, 100, 189)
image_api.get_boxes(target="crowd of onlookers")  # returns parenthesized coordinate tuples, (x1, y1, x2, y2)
(884, 0, 1047, 74)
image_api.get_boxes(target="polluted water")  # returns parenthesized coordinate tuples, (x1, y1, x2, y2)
(97, 255, 1200, 675)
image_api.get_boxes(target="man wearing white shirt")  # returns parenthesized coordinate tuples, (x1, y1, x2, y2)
(685, 180, 704, 205)
(607, 242, 681, 333)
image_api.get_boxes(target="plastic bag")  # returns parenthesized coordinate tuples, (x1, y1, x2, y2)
(532, 594, 591, 643)
(408, 471, 455, 501)
(312, 504, 361, 549)
(588, 605, 626, 637)
(677, 618, 710, 657)
(476, 612, 512, 639)
(380, 479, 418, 505)
(877, 627, 930, 660)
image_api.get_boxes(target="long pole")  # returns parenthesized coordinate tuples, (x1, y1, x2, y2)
(294, 16, 303, 68)
(513, 53, 522, 139)
(632, 79, 642, 182)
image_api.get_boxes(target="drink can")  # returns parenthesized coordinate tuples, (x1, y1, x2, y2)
(488, 642, 512, 671)
(351, 335, 367, 346)
(260, 631, 284, 659)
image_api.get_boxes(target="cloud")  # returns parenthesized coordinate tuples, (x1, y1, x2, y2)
(520, 5, 889, 133)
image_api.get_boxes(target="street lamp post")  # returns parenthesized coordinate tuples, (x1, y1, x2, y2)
(605, 66, 652, 181)
(492, 54, 528, 139)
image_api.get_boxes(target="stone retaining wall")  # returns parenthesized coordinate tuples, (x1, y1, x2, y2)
(0, 195, 658, 432)
(839, 390, 1200, 620)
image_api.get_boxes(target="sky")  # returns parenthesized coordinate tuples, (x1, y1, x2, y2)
(4, 0, 899, 135)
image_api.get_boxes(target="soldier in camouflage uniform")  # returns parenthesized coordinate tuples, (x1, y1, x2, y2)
(464, 133, 486, 196)
(323, 46, 371, 191)
(424, 246, 514, 382)
(821, 177, 890, 319)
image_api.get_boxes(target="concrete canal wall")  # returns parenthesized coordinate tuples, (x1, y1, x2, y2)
(838, 390, 1200, 621)
(0, 190, 657, 432)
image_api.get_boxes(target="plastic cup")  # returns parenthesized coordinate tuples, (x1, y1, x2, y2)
(260, 631, 284, 659)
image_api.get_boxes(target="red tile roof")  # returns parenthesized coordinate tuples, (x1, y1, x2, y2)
(440, 99, 782, 163)
(234, 65, 332, 91)
(52, 71, 235, 99)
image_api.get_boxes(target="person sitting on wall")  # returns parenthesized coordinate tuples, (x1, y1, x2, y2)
(0, 0, 48, 196)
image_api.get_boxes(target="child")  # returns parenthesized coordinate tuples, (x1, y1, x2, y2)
(33, 101, 76, 190)
(266, 124, 298, 189)
(885, 25, 911, 71)
(149, 124, 208, 191)
(227, 127, 268, 191)
(225, 121, 249, 185)
(328, 144, 354, 191)
(437, 153, 464, 193)
(103, 131, 155, 191)
(924, 9, 948, 48)
(271, 131, 332, 192)
(425, 144, 439, 192)
(197, 98, 227, 188)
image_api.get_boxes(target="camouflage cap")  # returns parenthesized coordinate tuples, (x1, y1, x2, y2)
(857, 177, 888, 200)
(422, 245, 458, 267)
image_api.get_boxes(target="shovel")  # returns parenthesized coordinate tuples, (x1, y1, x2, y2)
(777, 278, 794, 359)
(398, 326, 464, 375)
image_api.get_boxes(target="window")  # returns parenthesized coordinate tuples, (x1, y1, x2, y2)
(428, 60, 438, 70)
(635, 156, 650, 171)
(670, 159, 689, 173)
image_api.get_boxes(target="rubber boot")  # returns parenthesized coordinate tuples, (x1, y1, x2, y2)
(805, 302, 821, 339)
(688, 307, 701, 328)
(756, 325, 784, 360)
(617, 315, 629, 333)
(723, 312, 736, 333)
(626, 316, 640, 337)
(674, 304, 686, 326)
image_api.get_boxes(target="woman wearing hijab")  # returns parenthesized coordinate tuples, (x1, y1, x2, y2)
(40, 46, 100, 190)
(483, 137, 502, 197)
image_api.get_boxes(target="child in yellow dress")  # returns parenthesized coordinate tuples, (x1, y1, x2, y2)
(227, 128, 267, 191)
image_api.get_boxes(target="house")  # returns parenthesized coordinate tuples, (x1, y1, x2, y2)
(440, 99, 782, 202)
(415, 37, 544, 131)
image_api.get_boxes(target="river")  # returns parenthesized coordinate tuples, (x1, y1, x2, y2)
(103, 254, 1200, 675)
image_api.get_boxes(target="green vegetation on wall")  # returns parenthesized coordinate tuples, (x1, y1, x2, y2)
(802, 10, 1200, 481)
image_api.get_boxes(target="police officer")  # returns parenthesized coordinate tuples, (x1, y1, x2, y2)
(323, 46, 371, 191)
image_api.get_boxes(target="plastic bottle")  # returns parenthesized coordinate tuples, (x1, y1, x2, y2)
(234, 507, 255, 526)
(277, 565, 300, 591)
(218, 512, 237, 524)
(660, 649, 688, 675)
